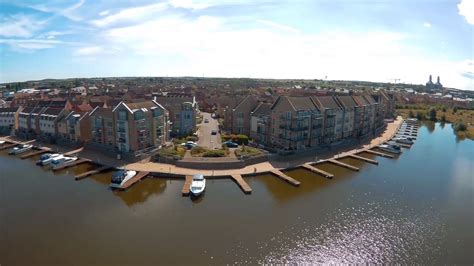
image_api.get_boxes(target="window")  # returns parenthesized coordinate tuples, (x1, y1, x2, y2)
(153, 108, 162, 117)
(118, 110, 127, 121)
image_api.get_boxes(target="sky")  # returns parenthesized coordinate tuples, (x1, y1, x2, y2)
(0, 0, 473, 90)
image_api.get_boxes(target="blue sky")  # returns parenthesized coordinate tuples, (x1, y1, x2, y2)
(0, 0, 473, 90)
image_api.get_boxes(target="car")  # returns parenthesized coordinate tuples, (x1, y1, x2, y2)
(222, 141, 238, 148)
(204, 119, 209, 123)
(181, 141, 197, 149)
(211, 130, 217, 135)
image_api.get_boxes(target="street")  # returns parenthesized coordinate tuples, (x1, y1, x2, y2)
(197, 112, 222, 149)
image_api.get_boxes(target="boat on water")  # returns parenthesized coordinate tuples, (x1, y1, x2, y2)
(190, 174, 206, 196)
(379, 143, 402, 154)
(37, 153, 63, 166)
(393, 137, 414, 145)
(395, 134, 415, 141)
(8, 144, 33, 155)
(50, 156, 78, 169)
(0, 140, 5, 145)
(109, 170, 137, 189)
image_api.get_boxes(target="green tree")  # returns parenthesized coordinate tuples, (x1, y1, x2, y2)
(454, 120, 467, 131)
(408, 110, 414, 118)
(441, 114, 446, 123)
(453, 107, 458, 114)
(429, 108, 437, 121)
(416, 111, 424, 121)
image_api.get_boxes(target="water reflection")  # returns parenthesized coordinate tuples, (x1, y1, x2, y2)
(112, 178, 167, 207)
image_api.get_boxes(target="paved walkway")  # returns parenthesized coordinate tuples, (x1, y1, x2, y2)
(125, 117, 403, 177)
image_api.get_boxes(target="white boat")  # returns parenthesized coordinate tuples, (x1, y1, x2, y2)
(50, 156, 78, 169)
(379, 143, 402, 154)
(395, 134, 415, 141)
(393, 137, 414, 145)
(8, 144, 33, 155)
(110, 170, 137, 189)
(190, 174, 206, 196)
(0, 140, 5, 145)
(37, 153, 63, 166)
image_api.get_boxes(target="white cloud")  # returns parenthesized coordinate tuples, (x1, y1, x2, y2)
(29, 0, 85, 21)
(0, 39, 61, 51)
(257, 19, 300, 33)
(423, 22, 432, 28)
(99, 10, 110, 16)
(74, 46, 104, 56)
(458, 0, 474, 25)
(98, 14, 472, 90)
(91, 2, 168, 27)
(169, 0, 213, 10)
(0, 15, 46, 38)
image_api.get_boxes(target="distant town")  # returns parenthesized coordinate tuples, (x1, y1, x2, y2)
(0, 75, 472, 162)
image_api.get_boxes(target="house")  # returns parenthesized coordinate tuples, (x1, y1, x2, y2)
(58, 111, 92, 144)
(88, 107, 115, 150)
(38, 107, 65, 141)
(269, 96, 323, 151)
(335, 96, 358, 139)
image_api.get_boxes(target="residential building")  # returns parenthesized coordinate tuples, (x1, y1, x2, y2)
(154, 94, 196, 137)
(270, 96, 323, 151)
(312, 96, 344, 144)
(38, 107, 65, 141)
(89, 107, 116, 150)
(335, 96, 358, 139)
(249, 102, 272, 146)
(224, 95, 259, 136)
(0, 107, 21, 135)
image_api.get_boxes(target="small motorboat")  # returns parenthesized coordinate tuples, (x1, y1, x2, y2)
(395, 134, 415, 141)
(190, 174, 206, 196)
(0, 140, 5, 145)
(393, 137, 414, 145)
(109, 170, 137, 189)
(37, 153, 63, 166)
(8, 144, 33, 155)
(50, 156, 78, 169)
(379, 143, 402, 154)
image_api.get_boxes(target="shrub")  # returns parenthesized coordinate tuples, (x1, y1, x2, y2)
(408, 110, 414, 118)
(429, 108, 437, 121)
(454, 120, 467, 131)
(202, 149, 227, 157)
(416, 111, 424, 121)
(441, 114, 446, 123)
(221, 134, 249, 145)
(191, 146, 207, 156)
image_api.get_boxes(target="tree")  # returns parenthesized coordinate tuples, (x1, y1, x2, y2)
(429, 108, 437, 122)
(408, 110, 414, 118)
(416, 111, 424, 121)
(441, 114, 446, 123)
(453, 107, 458, 114)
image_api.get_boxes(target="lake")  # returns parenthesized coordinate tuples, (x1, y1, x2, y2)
(1, 122, 473, 264)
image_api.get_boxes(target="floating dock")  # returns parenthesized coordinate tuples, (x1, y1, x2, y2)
(395, 142, 412, 148)
(52, 158, 91, 171)
(231, 174, 252, 194)
(20, 147, 51, 159)
(327, 159, 360, 171)
(270, 169, 300, 186)
(0, 139, 36, 150)
(119, 171, 150, 190)
(74, 165, 114, 180)
(365, 149, 395, 158)
(301, 163, 334, 179)
(349, 154, 378, 165)
(182, 175, 193, 196)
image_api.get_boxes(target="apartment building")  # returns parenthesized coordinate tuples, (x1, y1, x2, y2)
(353, 96, 373, 137)
(112, 100, 168, 156)
(269, 96, 323, 151)
(224, 95, 259, 136)
(38, 107, 65, 140)
(312, 96, 344, 144)
(154, 94, 196, 137)
(249, 102, 272, 146)
(335, 96, 358, 139)
(89, 107, 115, 149)
(57, 111, 92, 144)
(0, 107, 21, 134)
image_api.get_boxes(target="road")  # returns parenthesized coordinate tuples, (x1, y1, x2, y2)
(197, 112, 222, 149)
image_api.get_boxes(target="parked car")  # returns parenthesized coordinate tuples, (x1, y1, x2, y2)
(204, 119, 209, 123)
(211, 130, 217, 135)
(222, 141, 239, 148)
(181, 141, 197, 149)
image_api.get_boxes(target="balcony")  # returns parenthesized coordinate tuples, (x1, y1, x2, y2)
(290, 125, 309, 131)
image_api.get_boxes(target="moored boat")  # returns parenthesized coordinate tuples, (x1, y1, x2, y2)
(379, 143, 402, 154)
(109, 170, 137, 189)
(37, 153, 63, 166)
(8, 144, 33, 155)
(393, 137, 414, 145)
(50, 156, 78, 169)
(190, 174, 206, 196)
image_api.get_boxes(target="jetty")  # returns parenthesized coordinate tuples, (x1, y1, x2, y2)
(270, 169, 300, 186)
(74, 165, 114, 180)
(231, 174, 252, 194)
(63, 147, 84, 156)
(327, 159, 360, 171)
(182, 175, 193, 196)
(301, 163, 334, 179)
(20, 147, 51, 159)
(365, 149, 395, 158)
(0, 139, 36, 150)
(52, 158, 91, 171)
(119, 171, 150, 190)
(349, 154, 378, 164)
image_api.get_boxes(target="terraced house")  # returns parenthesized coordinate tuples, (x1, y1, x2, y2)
(0, 107, 21, 135)
(312, 96, 344, 144)
(224, 95, 259, 136)
(154, 94, 196, 137)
